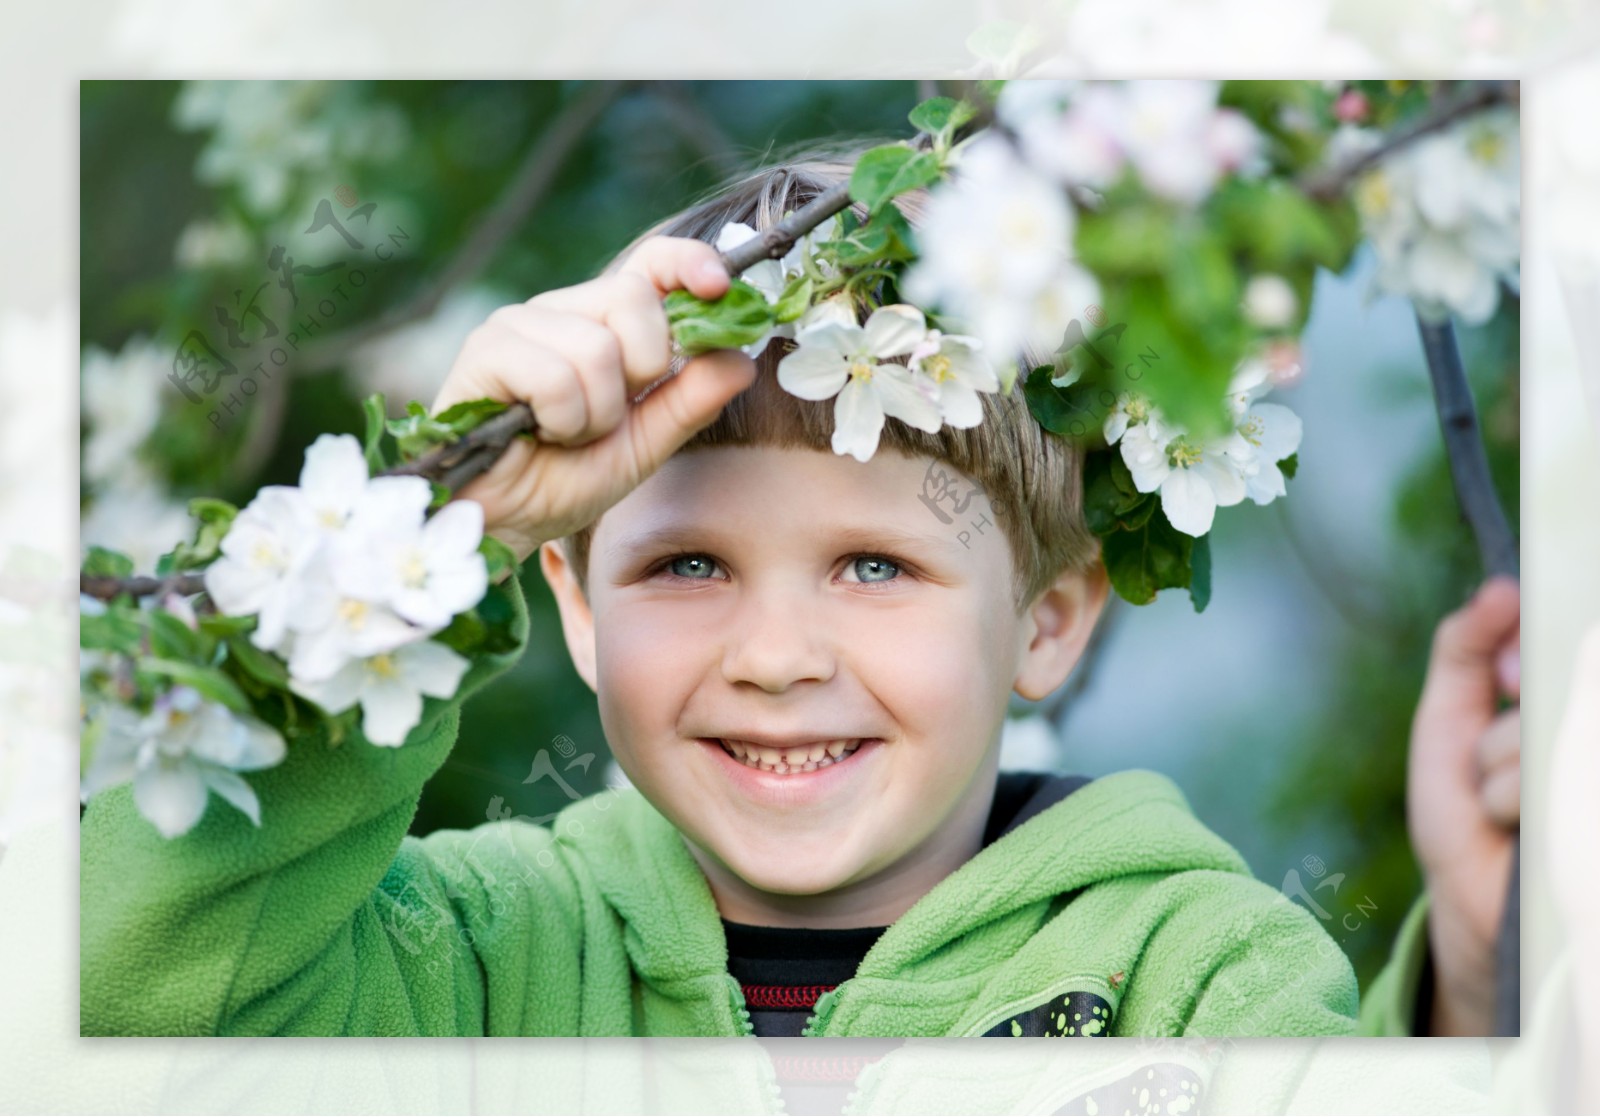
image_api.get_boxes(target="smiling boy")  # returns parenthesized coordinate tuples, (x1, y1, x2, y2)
(80, 158, 1518, 1040)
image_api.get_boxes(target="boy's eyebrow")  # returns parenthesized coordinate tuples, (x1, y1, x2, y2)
(606, 522, 965, 561)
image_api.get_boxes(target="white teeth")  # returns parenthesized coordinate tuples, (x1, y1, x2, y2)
(718, 737, 864, 774)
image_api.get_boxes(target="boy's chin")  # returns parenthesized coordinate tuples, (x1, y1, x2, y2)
(717, 849, 871, 900)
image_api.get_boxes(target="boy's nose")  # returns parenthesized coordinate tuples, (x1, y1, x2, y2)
(718, 587, 836, 693)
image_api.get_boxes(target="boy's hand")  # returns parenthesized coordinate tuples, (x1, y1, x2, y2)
(1408, 575, 1520, 1036)
(431, 236, 757, 563)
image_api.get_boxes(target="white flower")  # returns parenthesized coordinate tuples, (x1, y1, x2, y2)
(203, 484, 320, 652)
(81, 336, 169, 489)
(81, 685, 287, 838)
(795, 294, 859, 337)
(776, 304, 940, 462)
(1242, 274, 1298, 330)
(907, 135, 1075, 302)
(1119, 80, 1233, 205)
(335, 484, 488, 630)
(1120, 416, 1253, 537)
(903, 135, 1097, 361)
(715, 216, 842, 357)
(289, 639, 469, 747)
(283, 559, 424, 683)
(1356, 107, 1519, 325)
(1102, 391, 1158, 445)
(1234, 401, 1303, 505)
(299, 433, 373, 535)
(907, 331, 999, 428)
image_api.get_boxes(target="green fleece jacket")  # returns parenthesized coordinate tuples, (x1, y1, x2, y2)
(79, 570, 1424, 1038)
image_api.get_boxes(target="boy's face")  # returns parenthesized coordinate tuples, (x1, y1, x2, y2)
(542, 445, 1104, 923)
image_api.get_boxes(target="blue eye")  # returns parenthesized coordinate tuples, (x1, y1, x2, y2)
(849, 556, 900, 583)
(667, 554, 719, 580)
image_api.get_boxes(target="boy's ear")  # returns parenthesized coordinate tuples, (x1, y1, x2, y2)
(538, 540, 599, 693)
(1013, 558, 1111, 702)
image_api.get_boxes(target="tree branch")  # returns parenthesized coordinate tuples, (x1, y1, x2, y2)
(1300, 80, 1518, 202)
(1414, 314, 1519, 579)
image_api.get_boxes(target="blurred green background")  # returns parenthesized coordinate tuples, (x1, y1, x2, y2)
(78, 80, 1519, 988)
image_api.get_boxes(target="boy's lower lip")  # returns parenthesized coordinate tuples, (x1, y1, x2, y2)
(697, 737, 881, 803)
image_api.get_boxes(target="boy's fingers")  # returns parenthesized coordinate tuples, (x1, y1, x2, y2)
(495, 309, 628, 438)
(438, 324, 590, 444)
(614, 235, 730, 300)
(1476, 710, 1520, 828)
(1419, 575, 1521, 725)
(622, 349, 756, 476)
(525, 275, 674, 393)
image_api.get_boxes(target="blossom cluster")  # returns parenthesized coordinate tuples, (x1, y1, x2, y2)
(1346, 106, 1520, 325)
(1104, 357, 1303, 537)
(79, 675, 287, 839)
(775, 304, 1000, 463)
(902, 133, 1101, 369)
(205, 433, 486, 745)
(996, 78, 1264, 206)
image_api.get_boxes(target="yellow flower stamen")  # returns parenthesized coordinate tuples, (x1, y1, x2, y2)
(848, 359, 875, 383)
(369, 653, 397, 678)
(339, 598, 368, 630)
(922, 354, 953, 382)
(1166, 436, 1204, 469)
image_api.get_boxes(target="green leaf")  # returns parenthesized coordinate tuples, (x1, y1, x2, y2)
(225, 635, 289, 689)
(80, 608, 143, 654)
(146, 609, 204, 662)
(773, 273, 813, 325)
(81, 546, 134, 579)
(1188, 532, 1212, 613)
(1075, 205, 1176, 275)
(908, 96, 975, 137)
(1165, 226, 1239, 328)
(168, 498, 239, 571)
(362, 392, 389, 473)
(141, 657, 252, 713)
(198, 612, 255, 638)
(434, 398, 509, 431)
(1083, 451, 1156, 535)
(427, 481, 452, 512)
(848, 145, 942, 214)
(832, 205, 918, 267)
(1099, 511, 1195, 607)
(1279, 452, 1299, 480)
(1022, 366, 1114, 444)
(665, 279, 776, 354)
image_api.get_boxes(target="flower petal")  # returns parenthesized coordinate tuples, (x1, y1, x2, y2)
(874, 366, 943, 434)
(298, 434, 369, 511)
(360, 677, 423, 747)
(397, 640, 471, 699)
(423, 499, 485, 556)
(776, 343, 850, 401)
(830, 377, 886, 463)
(936, 381, 985, 428)
(1160, 469, 1217, 537)
(200, 765, 263, 826)
(288, 655, 366, 712)
(862, 305, 927, 358)
(133, 760, 209, 838)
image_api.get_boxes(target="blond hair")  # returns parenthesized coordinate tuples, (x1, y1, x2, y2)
(562, 143, 1098, 611)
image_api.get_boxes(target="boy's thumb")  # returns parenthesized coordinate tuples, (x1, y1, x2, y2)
(628, 350, 757, 474)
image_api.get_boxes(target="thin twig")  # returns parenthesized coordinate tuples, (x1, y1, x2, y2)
(1300, 80, 1518, 202)
(1415, 314, 1519, 579)
(295, 81, 631, 375)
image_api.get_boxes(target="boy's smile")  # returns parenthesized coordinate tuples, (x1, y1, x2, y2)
(541, 444, 1104, 928)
